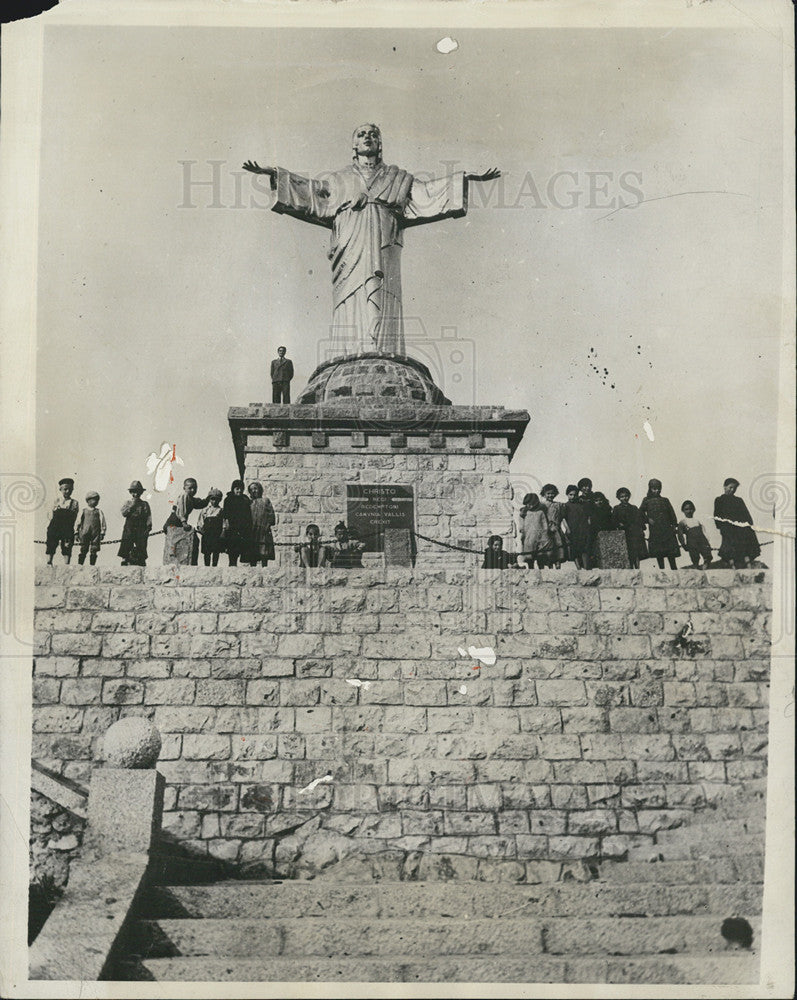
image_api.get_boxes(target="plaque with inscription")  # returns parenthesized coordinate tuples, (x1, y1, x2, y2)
(347, 484, 415, 552)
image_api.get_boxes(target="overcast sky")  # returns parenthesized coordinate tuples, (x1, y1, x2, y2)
(34, 24, 785, 557)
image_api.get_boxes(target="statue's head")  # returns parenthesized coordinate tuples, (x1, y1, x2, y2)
(352, 123, 382, 161)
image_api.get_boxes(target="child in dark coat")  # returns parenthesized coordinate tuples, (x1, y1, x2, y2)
(612, 487, 647, 568)
(639, 478, 679, 569)
(222, 480, 252, 567)
(46, 478, 79, 565)
(197, 488, 224, 566)
(565, 484, 592, 569)
(118, 480, 152, 566)
(713, 478, 761, 568)
(481, 534, 518, 570)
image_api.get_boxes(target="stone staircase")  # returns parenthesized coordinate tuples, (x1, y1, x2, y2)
(122, 787, 765, 985)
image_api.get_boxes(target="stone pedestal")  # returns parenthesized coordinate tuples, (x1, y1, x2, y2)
(229, 354, 530, 566)
(163, 525, 196, 565)
(86, 768, 165, 854)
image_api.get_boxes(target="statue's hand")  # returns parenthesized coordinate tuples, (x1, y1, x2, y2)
(466, 167, 501, 182)
(242, 161, 276, 177)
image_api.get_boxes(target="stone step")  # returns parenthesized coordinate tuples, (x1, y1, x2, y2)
(656, 825, 764, 846)
(597, 856, 764, 885)
(677, 817, 766, 839)
(133, 915, 760, 960)
(691, 807, 766, 827)
(136, 953, 758, 984)
(147, 880, 762, 921)
(631, 836, 764, 862)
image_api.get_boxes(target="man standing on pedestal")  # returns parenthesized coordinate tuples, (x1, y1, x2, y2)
(271, 346, 294, 403)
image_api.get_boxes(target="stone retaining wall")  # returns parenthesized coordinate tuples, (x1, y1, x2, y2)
(32, 566, 771, 877)
(29, 791, 85, 891)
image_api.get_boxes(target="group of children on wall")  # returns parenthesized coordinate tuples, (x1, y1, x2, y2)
(482, 477, 762, 572)
(46, 474, 762, 572)
(44, 476, 366, 570)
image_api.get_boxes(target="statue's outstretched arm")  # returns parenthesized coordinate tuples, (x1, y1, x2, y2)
(465, 168, 501, 182)
(243, 161, 277, 188)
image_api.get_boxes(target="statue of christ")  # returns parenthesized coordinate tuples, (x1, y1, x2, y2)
(243, 124, 499, 356)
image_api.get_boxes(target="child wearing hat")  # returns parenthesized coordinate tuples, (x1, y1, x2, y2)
(197, 488, 224, 566)
(45, 478, 79, 565)
(677, 500, 713, 569)
(75, 491, 106, 565)
(118, 480, 152, 566)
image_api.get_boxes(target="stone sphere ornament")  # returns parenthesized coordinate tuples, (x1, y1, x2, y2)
(101, 717, 162, 769)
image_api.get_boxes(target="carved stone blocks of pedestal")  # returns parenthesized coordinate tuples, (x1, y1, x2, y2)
(162, 525, 195, 565)
(229, 355, 530, 567)
(597, 529, 632, 569)
(383, 527, 414, 567)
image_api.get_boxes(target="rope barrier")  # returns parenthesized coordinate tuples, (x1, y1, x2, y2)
(35, 528, 383, 547)
(413, 530, 773, 559)
(34, 527, 776, 554)
(35, 530, 165, 546)
(411, 530, 479, 555)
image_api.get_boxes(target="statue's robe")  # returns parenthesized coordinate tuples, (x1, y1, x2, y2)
(272, 163, 467, 355)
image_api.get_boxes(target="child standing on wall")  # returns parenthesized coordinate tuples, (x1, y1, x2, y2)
(639, 478, 680, 570)
(612, 487, 647, 569)
(564, 484, 591, 569)
(247, 482, 276, 567)
(713, 478, 761, 568)
(174, 477, 210, 565)
(590, 491, 615, 567)
(197, 488, 224, 566)
(118, 480, 152, 566)
(45, 478, 79, 565)
(539, 484, 568, 569)
(74, 491, 106, 565)
(517, 493, 552, 568)
(677, 500, 713, 569)
(222, 480, 252, 567)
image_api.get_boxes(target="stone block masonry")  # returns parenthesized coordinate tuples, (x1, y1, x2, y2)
(33, 565, 771, 877)
(228, 400, 530, 565)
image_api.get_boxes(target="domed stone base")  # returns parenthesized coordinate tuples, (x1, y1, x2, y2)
(297, 353, 451, 407)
